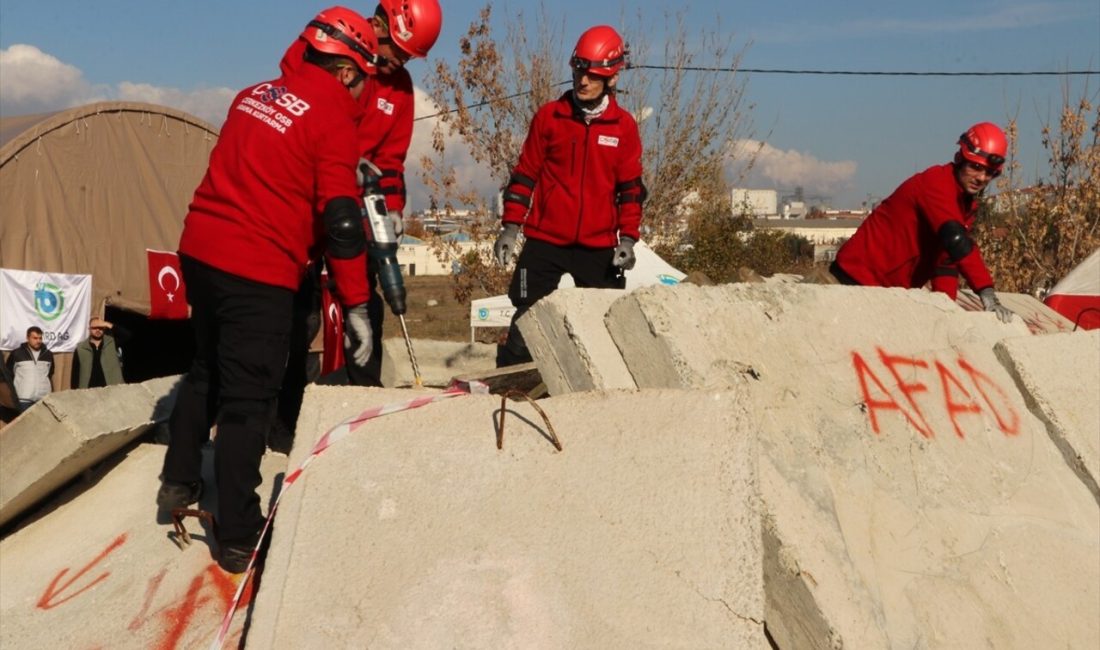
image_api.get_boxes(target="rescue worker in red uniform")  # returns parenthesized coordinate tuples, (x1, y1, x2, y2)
(157, 7, 379, 573)
(830, 122, 1014, 322)
(494, 25, 646, 366)
(274, 0, 442, 425)
(277, 0, 440, 387)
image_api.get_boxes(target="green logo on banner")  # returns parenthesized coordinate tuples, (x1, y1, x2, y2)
(34, 282, 65, 321)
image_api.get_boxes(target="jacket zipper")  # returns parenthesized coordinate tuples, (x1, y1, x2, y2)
(575, 121, 590, 243)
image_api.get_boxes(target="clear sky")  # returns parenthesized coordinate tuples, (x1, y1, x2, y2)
(1, 0, 1097, 210)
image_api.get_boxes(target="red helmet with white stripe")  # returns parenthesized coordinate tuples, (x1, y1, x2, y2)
(377, 0, 442, 58)
(570, 25, 627, 77)
(302, 6, 381, 74)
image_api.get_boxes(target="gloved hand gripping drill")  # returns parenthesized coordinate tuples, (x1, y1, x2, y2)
(358, 159, 422, 384)
(359, 160, 407, 316)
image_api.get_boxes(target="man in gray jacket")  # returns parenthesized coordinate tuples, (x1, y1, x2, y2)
(6, 326, 53, 412)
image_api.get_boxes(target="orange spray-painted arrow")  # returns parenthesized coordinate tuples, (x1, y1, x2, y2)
(36, 533, 128, 610)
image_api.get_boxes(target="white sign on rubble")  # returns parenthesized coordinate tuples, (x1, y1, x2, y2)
(470, 240, 684, 339)
(0, 268, 92, 352)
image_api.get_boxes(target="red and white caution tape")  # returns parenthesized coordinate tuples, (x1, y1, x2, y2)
(210, 379, 486, 649)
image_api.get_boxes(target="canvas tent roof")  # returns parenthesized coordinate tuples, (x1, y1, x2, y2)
(0, 101, 218, 315)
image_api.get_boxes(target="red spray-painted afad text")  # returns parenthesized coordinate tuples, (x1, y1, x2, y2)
(852, 347, 1020, 439)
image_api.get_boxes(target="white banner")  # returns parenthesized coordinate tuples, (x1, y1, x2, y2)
(0, 268, 92, 352)
(470, 294, 516, 329)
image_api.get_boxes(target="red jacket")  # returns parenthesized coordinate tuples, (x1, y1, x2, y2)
(280, 39, 414, 213)
(834, 163, 994, 295)
(179, 64, 370, 307)
(502, 92, 644, 248)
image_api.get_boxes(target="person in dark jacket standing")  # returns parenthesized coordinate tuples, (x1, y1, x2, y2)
(71, 317, 124, 389)
(156, 6, 379, 574)
(493, 25, 646, 366)
(830, 122, 1014, 322)
(6, 326, 53, 412)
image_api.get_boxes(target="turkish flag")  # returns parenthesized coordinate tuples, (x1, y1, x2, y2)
(320, 271, 346, 374)
(147, 249, 189, 319)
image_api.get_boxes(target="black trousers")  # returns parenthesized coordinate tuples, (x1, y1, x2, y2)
(274, 265, 323, 439)
(828, 260, 860, 286)
(500, 238, 622, 365)
(162, 256, 292, 545)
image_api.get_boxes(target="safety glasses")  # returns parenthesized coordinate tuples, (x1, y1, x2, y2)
(964, 161, 1001, 178)
(570, 55, 623, 73)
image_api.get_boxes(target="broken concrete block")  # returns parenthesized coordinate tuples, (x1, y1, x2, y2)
(957, 289, 1077, 334)
(605, 283, 1098, 647)
(0, 376, 182, 528)
(995, 329, 1100, 501)
(380, 338, 496, 387)
(251, 387, 765, 648)
(0, 442, 285, 648)
(517, 287, 636, 395)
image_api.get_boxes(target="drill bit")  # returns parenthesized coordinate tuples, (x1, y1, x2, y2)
(398, 314, 423, 387)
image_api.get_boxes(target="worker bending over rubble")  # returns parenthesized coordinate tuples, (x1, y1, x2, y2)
(830, 121, 1014, 323)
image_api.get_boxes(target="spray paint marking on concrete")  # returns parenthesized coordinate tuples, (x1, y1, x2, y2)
(34, 531, 247, 649)
(36, 533, 127, 610)
(853, 347, 1021, 439)
(957, 292, 1072, 334)
(127, 563, 246, 650)
(140, 564, 247, 650)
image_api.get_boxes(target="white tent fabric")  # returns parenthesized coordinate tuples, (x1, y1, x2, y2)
(1044, 248, 1100, 330)
(470, 240, 684, 338)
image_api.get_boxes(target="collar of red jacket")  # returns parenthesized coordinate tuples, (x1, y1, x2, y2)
(553, 90, 624, 122)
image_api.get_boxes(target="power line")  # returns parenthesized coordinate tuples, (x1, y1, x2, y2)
(414, 66, 1099, 121)
(633, 64, 1100, 76)
(414, 82, 570, 122)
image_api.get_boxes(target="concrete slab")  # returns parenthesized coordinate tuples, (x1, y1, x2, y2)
(0, 442, 286, 649)
(995, 330, 1100, 501)
(605, 283, 1100, 648)
(0, 375, 182, 528)
(250, 386, 765, 648)
(380, 338, 496, 387)
(517, 288, 636, 395)
(958, 289, 1077, 334)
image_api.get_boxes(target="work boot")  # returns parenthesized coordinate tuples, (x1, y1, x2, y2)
(156, 480, 203, 512)
(218, 542, 255, 574)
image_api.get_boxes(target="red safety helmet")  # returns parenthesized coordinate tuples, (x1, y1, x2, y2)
(957, 122, 1007, 173)
(377, 0, 442, 59)
(570, 25, 627, 77)
(302, 6, 382, 74)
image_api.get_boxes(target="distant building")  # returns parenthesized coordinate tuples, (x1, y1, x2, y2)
(753, 217, 862, 243)
(752, 217, 863, 262)
(781, 201, 807, 219)
(990, 186, 1044, 213)
(395, 232, 486, 276)
(731, 188, 778, 218)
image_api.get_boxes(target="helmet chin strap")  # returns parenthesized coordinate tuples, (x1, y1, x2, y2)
(343, 68, 364, 89)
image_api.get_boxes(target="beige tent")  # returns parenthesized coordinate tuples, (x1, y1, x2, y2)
(0, 102, 219, 402)
(0, 101, 219, 314)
